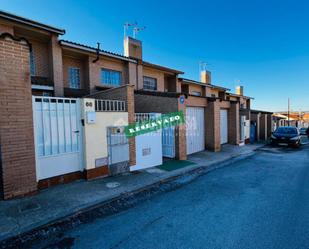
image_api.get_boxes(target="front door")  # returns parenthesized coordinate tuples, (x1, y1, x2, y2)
(33, 96, 83, 180)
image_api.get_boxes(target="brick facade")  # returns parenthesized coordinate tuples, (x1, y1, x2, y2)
(30, 39, 50, 78)
(0, 36, 37, 199)
(205, 100, 221, 151)
(259, 114, 267, 141)
(49, 34, 63, 96)
(228, 102, 240, 145)
(177, 97, 187, 160)
(267, 114, 273, 137)
(62, 55, 87, 89)
(135, 93, 179, 114)
(88, 55, 129, 94)
(126, 86, 136, 166)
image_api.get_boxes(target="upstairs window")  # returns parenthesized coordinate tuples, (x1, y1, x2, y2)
(30, 50, 36, 76)
(101, 69, 121, 86)
(143, 76, 157, 91)
(191, 91, 202, 96)
(68, 67, 81, 89)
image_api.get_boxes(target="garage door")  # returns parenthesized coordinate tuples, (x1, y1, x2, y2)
(220, 109, 228, 144)
(186, 107, 205, 155)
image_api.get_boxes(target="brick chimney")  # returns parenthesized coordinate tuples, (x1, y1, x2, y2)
(200, 70, 211, 84)
(124, 37, 142, 60)
(236, 86, 244, 96)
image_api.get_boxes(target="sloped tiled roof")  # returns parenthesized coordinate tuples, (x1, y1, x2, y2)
(179, 78, 230, 91)
(0, 10, 65, 34)
(59, 40, 133, 61)
(60, 40, 184, 74)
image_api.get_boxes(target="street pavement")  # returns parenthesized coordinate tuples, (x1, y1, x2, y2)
(30, 143, 309, 249)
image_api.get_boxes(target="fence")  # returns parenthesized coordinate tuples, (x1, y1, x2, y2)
(95, 99, 126, 112)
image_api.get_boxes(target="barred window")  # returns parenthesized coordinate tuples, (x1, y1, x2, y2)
(191, 91, 202, 96)
(30, 50, 36, 76)
(143, 76, 157, 91)
(69, 67, 81, 89)
(101, 69, 121, 86)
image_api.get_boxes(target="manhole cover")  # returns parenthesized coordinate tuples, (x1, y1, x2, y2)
(18, 202, 41, 213)
(106, 182, 121, 188)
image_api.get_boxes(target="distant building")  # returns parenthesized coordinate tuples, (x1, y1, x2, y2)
(273, 112, 309, 128)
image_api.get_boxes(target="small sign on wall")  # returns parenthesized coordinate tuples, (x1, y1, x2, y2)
(83, 98, 95, 112)
(86, 111, 96, 124)
(179, 95, 185, 105)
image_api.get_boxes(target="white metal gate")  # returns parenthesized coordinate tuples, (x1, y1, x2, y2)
(186, 107, 205, 155)
(135, 113, 175, 158)
(130, 113, 162, 171)
(240, 115, 246, 142)
(162, 126, 175, 158)
(220, 109, 228, 144)
(33, 96, 83, 180)
(107, 126, 129, 165)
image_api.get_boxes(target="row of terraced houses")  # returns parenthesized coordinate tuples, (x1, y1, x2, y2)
(0, 11, 273, 199)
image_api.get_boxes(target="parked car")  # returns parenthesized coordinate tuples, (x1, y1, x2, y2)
(271, 126, 301, 147)
(299, 127, 308, 136)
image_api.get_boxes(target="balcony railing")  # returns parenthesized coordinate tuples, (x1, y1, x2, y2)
(31, 76, 53, 86)
(95, 99, 126, 112)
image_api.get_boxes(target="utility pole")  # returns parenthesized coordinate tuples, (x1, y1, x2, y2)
(287, 98, 290, 126)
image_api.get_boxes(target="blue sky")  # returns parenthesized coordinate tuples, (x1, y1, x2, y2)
(2, 0, 309, 111)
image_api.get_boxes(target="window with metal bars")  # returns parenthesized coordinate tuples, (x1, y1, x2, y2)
(143, 76, 157, 91)
(30, 50, 36, 76)
(69, 67, 81, 89)
(101, 69, 122, 86)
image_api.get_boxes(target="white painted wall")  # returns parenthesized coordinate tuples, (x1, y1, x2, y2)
(130, 130, 163, 171)
(82, 99, 128, 170)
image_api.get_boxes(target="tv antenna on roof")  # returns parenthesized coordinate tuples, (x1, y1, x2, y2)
(133, 26, 146, 39)
(199, 61, 211, 72)
(124, 22, 137, 39)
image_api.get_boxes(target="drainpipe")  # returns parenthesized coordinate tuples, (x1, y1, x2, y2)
(136, 62, 139, 89)
(92, 42, 100, 63)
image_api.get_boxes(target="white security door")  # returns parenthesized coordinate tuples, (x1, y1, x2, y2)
(162, 126, 175, 158)
(186, 107, 205, 155)
(130, 113, 163, 171)
(33, 96, 83, 180)
(220, 109, 228, 144)
(240, 115, 246, 142)
(107, 126, 129, 165)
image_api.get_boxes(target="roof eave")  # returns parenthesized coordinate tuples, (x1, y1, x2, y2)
(179, 78, 230, 91)
(0, 10, 65, 35)
(227, 93, 254, 100)
(59, 40, 137, 63)
(142, 61, 184, 75)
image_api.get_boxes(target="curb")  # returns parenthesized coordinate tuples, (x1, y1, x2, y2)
(0, 150, 257, 249)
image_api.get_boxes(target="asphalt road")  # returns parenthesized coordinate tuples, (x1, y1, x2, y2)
(36, 144, 309, 249)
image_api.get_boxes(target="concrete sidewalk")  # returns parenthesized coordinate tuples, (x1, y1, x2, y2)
(0, 143, 264, 243)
